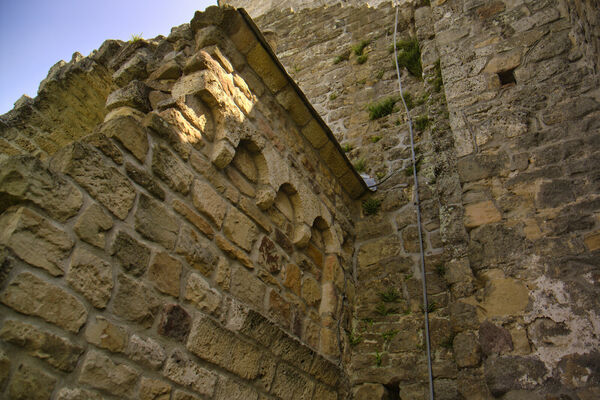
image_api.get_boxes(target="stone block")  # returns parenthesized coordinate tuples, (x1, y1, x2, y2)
(185, 272, 222, 315)
(111, 230, 151, 276)
(74, 203, 113, 248)
(484, 355, 547, 396)
(135, 193, 180, 249)
(230, 264, 266, 310)
(1, 272, 87, 333)
(584, 231, 600, 252)
(152, 144, 194, 194)
(149, 60, 182, 80)
(172, 199, 215, 239)
(0, 155, 83, 221)
(158, 304, 192, 342)
(66, 247, 113, 308)
(479, 320, 513, 356)
(453, 331, 482, 367)
(353, 383, 388, 400)
(481, 274, 529, 317)
(8, 361, 57, 400)
(0, 319, 84, 372)
(0, 348, 9, 387)
(148, 251, 182, 297)
(258, 236, 283, 274)
(319, 141, 349, 178)
(79, 350, 140, 398)
(223, 207, 259, 251)
(55, 388, 103, 400)
(270, 363, 315, 400)
(0, 206, 73, 276)
(51, 142, 136, 219)
(126, 334, 166, 369)
(293, 224, 312, 248)
(246, 43, 287, 93)
(268, 289, 292, 326)
(191, 180, 228, 228)
(139, 377, 171, 400)
(227, 167, 256, 197)
(215, 376, 259, 400)
(100, 116, 148, 161)
(126, 161, 166, 200)
(112, 273, 160, 327)
(106, 79, 151, 112)
(483, 49, 521, 74)
(283, 263, 301, 296)
(216, 234, 255, 269)
(176, 223, 219, 276)
(239, 196, 272, 232)
(162, 350, 218, 397)
(276, 85, 311, 127)
(172, 390, 203, 400)
(211, 139, 236, 169)
(464, 200, 502, 228)
(85, 316, 128, 353)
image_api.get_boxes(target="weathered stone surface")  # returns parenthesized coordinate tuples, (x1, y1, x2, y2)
(453, 331, 481, 367)
(148, 251, 182, 297)
(152, 144, 194, 194)
(139, 377, 171, 400)
(484, 355, 547, 396)
(85, 316, 128, 353)
(0, 272, 87, 332)
(270, 363, 315, 400)
(55, 388, 103, 400)
(112, 273, 160, 327)
(246, 43, 288, 93)
(258, 236, 283, 273)
(52, 142, 136, 219)
(353, 383, 388, 400)
(106, 79, 151, 112)
(0, 206, 73, 276)
(79, 350, 140, 398)
(464, 200, 502, 228)
(584, 230, 600, 252)
(158, 304, 192, 342)
(216, 234, 255, 269)
(135, 193, 180, 249)
(74, 203, 113, 248)
(191, 180, 228, 228)
(172, 391, 202, 400)
(126, 334, 166, 369)
(230, 265, 266, 309)
(0, 348, 9, 387)
(126, 161, 166, 200)
(302, 276, 321, 307)
(162, 349, 218, 397)
(173, 199, 215, 238)
(479, 320, 513, 356)
(67, 247, 113, 308)
(0, 319, 84, 372)
(8, 361, 57, 400)
(0, 156, 83, 221)
(100, 116, 148, 161)
(176, 223, 219, 276)
(185, 272, 222, 315)
(481, 274, 529, 317)
(283, 263, 302, 296)
(111, 230, 151, 276)
(223, 207, 259, 251)
(215, 376, 259, 400)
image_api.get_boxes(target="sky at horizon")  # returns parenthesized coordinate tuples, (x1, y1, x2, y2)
(0, 0, 217, 114)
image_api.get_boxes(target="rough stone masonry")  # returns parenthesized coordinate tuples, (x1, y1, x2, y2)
(1, 0, 600, 399)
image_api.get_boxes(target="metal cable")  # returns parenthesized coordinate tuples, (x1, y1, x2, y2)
(392, 2, 435, 399)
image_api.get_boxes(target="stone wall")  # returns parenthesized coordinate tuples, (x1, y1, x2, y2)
(0, 6, 367, 399)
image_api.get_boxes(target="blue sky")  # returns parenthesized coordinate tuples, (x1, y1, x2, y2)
(0, 0, 216, 114)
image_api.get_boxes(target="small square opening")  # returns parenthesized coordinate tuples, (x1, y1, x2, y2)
(498, 69, 517, 86)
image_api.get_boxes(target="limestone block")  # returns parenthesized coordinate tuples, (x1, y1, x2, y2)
(484, 355, 547, 396)
(111, 230, 151, 276)
(0, 348, 9, 387)
(256, 186, 276, 210)
(113, 50, 150, 86)
(276, 85, 311, 127)
(152, 144, 194, 194)
(8, 361, 57, 400)
(223, 207, 259, 251)
(0, 319, 84, 372)
(51, 142, 136, 219)
(319, 282, 337, 317)
(270, 363, 315, 400)
(67, 247, 113, 309)
(74, 203, 113, 248)
(112, 273, 160, 327)
(357, 235, 402, 268)
(158, 108, 205, 148)
(453, 331, 482, 367)
(319, 141, 349, 179)
(293, 224, 312, 248)
(149, 60, 182, 80)
(246, 43, 287, 93)
(584, 231, 600, 251)
(158, 304, 192, 342)
(100, 116, 149, 162)
(0, 207, 73, 276)
(191, 180, 228, 228)
(230, 264, 266, 310)
(481, 272, 529, 317)
(464, 200, 502, 228)
(258, 236, 283, 273)
(126, 334, 166, 369)
(163, 350, 218, 397)
(79, 350, 140, 398)
(176, 224, 219, 276)
(211, 139, 236, 169)
(353, 383, 389, 400)
(104, 106, 146, 123)
(148, 252, 182, 297)
(171, 70, 227, 109)
(139, 377, 171, 400)
(0, 272, 87, 333)
(106, 79, 151, 112)
(172, 199, 215, 239)
(283, 263, 302, 296)
(267, 289, 291, 326)
(172, 391, 203, 400)
(479, 320, 514, 356)
(216, 234, 255, 269)
(301, 276, 321, 307)
(310, 355, 340, 387)
(185, 272, 222, 315)
(56, 388, 103, 400)
(135, 193, 180, 249)
(483, 49, 521, 74)
(85, 316, 128, 353)
(0, 156, 83, 221)
(301, 119, 328, 149)
(239, 196, 271, 232)
(215, 376, 259, 400)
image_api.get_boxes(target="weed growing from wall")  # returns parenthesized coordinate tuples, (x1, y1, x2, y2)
(368, 97, 397, 120)
(391, 38, 422, 78)
(362, 198, 382, 215)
